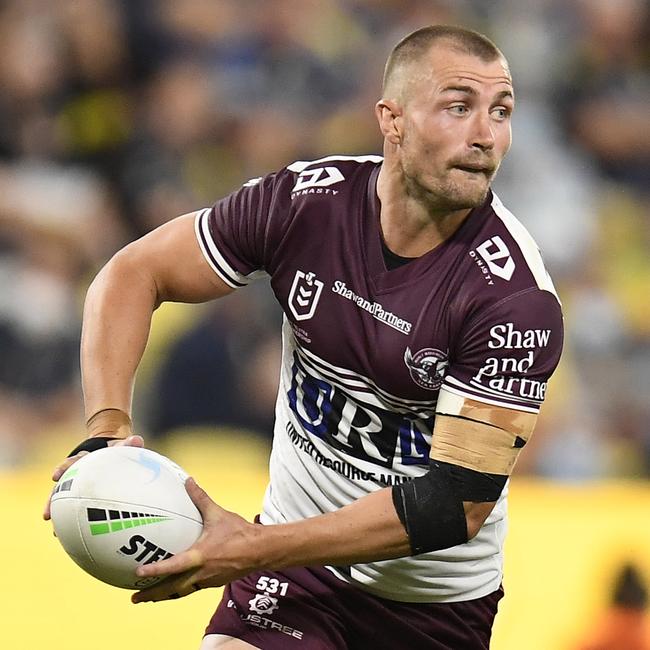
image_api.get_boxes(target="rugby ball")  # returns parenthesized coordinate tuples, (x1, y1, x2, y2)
(50, 446, 203, 589)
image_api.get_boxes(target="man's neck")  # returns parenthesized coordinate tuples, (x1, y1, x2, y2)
(376, 165, 472, 259)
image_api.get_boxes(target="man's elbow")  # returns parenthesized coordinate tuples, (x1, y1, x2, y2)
(87, 243, 161, 309)
(464, 501, 497, 540)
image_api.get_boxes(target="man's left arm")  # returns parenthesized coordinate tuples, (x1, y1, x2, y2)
(130, 398, 519, 604)
(131, 469, 495, 604)
(133, 289, 563, 602)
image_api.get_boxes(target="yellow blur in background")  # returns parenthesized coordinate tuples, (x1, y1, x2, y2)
(3, 432, 650, 650)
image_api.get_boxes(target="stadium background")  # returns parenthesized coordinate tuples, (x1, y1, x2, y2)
(0, 1, 648, 648)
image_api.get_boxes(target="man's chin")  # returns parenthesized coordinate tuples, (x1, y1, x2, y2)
(448, 169, 493, 202)
(444, 184, 490, 210)
(409, 175, 491, 212)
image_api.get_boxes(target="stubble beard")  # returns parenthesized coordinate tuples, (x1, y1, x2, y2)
(442, 171, 492, 208)
(406, 168, 493, 215)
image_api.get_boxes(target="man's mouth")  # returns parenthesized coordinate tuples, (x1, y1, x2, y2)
(453, 164, 492, 175)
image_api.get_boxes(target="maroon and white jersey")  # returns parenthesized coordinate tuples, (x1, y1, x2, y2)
(195, 155, 563, 603)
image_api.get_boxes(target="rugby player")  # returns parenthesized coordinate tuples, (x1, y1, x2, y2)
(46, 25, 563, 649)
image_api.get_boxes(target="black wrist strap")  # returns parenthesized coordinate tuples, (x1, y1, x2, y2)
(67, 436, 120, 457)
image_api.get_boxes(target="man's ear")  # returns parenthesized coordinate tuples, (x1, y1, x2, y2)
(375, 99, 403, 145)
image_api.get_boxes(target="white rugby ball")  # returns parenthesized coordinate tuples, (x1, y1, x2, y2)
(50, 446, 203, 589)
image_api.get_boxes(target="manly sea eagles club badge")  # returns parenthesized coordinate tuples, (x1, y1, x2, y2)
(404, 347, 449, 390)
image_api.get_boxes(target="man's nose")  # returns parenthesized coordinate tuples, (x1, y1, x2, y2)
(470, 113, 495, 151)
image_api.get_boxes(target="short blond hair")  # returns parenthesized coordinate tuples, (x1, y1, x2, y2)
(383, 25, 505, 97)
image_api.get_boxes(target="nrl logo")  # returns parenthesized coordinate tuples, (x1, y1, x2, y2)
(404, 347, 449, 391)
(288, 270, 324, 322)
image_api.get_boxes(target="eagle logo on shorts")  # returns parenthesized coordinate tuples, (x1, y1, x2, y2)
(404, 347, 449, 391)
(249, 593, 280, 615)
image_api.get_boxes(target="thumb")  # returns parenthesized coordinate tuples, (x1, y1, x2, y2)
(185, 477, 221, 519)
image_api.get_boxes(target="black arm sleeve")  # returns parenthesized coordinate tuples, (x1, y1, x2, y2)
(391, 460, 507, 555)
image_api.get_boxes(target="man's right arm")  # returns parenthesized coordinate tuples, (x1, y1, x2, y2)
(81, 211, 233, 421)
(44, 212, 233, 518)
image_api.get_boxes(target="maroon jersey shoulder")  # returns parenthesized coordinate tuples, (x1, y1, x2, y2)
(197, 155, 563, 414)
(196, 155, 381, 286)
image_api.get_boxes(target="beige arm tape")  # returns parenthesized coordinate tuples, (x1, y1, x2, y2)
(86, 408, 133, 439)
(431, 390, 538, 475)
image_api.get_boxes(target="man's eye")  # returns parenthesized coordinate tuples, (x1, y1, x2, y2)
(491, 107, 511, 120)
(448, 105, 467, 115)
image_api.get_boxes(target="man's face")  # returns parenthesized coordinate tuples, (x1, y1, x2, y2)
(395, 45, 514, 211)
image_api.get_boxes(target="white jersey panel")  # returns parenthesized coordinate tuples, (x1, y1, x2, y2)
(491, 193, 560, 299)
(260, 318, 507, 603)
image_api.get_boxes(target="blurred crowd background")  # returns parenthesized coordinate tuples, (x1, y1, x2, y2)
(0, 0, 648, 479)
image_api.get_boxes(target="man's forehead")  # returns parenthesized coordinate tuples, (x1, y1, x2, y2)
(416, 46, 513, 91)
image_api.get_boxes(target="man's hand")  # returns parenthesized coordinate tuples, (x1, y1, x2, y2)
(43, 434, 145, 520)
(131, 478, 260, 603)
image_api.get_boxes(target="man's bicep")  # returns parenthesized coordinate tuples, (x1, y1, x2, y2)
(125, 212, 235, 304)
(428, 397, 531, 535)
(431, 393, 537, 476)
(392, 394, 529, 551)
(432, 287, 563, 475)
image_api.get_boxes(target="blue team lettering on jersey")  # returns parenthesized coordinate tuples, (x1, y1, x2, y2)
(287, 354, 431, 469)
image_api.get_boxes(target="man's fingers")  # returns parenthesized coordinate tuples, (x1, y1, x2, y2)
(135, 547, 203, 580)
(131, 569, 203, 604)
(52, 436, 144, 481)
(51, 451, 89, 481)
(47, 436, 144, 520)
(111, 435, 145, 448)
(43, 487, 56, 520)
(47, 452, 88, 519)
(47, 450, 89, 521)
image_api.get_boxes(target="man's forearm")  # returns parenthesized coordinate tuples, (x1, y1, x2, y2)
(250, 488, 493, 570)
(257, 487, 411, 569)
(81, 249, 158, 421)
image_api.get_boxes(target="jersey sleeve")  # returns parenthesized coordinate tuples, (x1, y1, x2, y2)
(194, 171, 292, 288)
(440, 288, 563, 413)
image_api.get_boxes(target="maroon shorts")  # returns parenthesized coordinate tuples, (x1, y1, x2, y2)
(205, 566, 503, 649)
